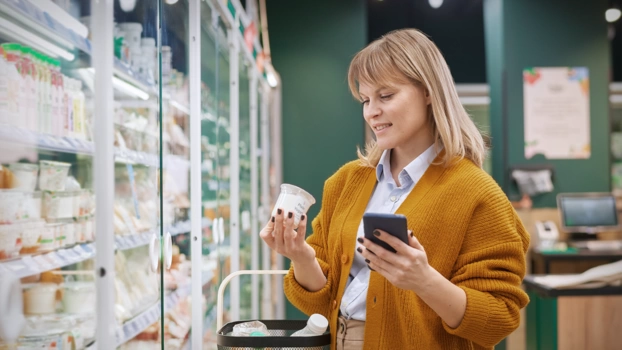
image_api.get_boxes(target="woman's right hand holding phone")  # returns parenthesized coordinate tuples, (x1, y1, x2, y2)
(259, 208, 316, 264)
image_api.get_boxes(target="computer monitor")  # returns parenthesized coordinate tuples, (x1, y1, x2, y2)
(557, 192, 620, 234)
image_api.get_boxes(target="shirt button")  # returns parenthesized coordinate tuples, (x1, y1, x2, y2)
(390, 196, 397, 202)
(332, 299, 337, 310)
(341, 254, 348, 264)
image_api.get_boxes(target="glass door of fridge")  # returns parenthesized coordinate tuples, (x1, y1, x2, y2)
(0, 1, 165, 349)
(0, 1, 99, 348)
(238, 50, 252, 322)
(110, 1, 164, 349)
(198, 1, 221, 347)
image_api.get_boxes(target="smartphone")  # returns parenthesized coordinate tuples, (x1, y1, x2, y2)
(363, 213, 409, 253)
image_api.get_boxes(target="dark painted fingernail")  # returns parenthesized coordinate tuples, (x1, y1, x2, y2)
(301, 215, 306, 221)
(357, 237, 364, 244)
(365, 259, 370, 264)
(271, 216, 275, 223)
(410, 231, 414, 237)
(368, 266, 375, 271)
(357, 247, 362, 253)
(288, 212, 293, 219)
(373, 230, 380, 237)
(277, 209, 282, 215)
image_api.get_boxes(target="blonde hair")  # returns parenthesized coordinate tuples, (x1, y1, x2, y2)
(348, 29, 487, 168)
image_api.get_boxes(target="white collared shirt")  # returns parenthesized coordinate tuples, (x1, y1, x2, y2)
(339, 145, 439, 321)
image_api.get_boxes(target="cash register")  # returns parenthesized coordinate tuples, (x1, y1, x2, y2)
(557, 192, 622, 250)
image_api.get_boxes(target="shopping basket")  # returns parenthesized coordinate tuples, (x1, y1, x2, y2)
(216, 270, 332, 350)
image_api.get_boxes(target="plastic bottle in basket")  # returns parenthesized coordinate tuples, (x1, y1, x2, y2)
(291, 314, 328, 337)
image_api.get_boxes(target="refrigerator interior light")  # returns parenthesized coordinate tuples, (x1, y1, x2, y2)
(0, 16, 75, 61)
(85, 68, 150, 101)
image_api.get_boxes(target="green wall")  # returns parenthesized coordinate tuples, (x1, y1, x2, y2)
(267, 0, 367, 319)
(484, 0, 611, 207)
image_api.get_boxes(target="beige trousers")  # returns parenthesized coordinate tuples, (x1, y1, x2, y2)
(335, 315, 365, 350)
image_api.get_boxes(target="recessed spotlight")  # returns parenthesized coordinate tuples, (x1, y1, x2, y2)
(429, 0, 443, 9)
(606, 8, 621, 23)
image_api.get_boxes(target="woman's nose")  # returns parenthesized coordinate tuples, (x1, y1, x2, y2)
(363, 101, 381, 121)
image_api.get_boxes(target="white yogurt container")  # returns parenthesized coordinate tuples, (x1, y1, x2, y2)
(39, 161, 71, 191)
(0, 224, 22, 260)
(23, 283, 59, 315)
(40, 223, 58, 251)
(43, 191, 75, 219)
(84, 216, 94, 241)
(118, 22, 143, 49)
(21, 220, 45, 254)
(0, 190, 26, 224)
(47, 218, 74, 247)
(25, 191, 42, 220)
(271, 184, 316, 226)
(62, 282, 95, 314)
(8, 163, 39, 191)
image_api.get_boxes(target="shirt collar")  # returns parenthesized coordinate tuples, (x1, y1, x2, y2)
(376, 145, 440, 185)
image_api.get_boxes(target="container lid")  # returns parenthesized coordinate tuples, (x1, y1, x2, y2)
(63, 281, 94, 292)
(39, 160, 71, 168)
(1, 43, 21, 52)
(141, 37, 156, 47)
(118, 22, 143, 33)
(306, 314, 328, 334)
(8, 163, 39, 171)
(22, 283, 59, 293)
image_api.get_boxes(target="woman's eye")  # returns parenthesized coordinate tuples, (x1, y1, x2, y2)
(361, 100, 369, 105)
(380, 94, 393, 100)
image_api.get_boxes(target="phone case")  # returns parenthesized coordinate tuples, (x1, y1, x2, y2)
(363, 213, 409, 253)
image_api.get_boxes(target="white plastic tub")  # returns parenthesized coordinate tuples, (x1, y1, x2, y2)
(62, 282, 95, 314)
(39, 161, 71, 191)
(23, 283, 59, 315)
(0, 190, 26, 224)
(0, 224, 21, 260)
(8, 163, 38, 191)
(43, 191, 75, 219)
(20, 220, 45, 254)
(25, 191, 42, 220)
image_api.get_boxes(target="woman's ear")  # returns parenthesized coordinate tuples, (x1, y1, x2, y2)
(425, 89, 432, 105)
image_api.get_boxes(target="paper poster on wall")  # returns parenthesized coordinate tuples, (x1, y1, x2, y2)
(523, 67, 590, 159)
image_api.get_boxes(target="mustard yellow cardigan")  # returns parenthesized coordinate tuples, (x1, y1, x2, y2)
(284, 156, 530, 349)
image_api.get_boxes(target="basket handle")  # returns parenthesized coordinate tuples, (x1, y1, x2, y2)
(217, 269, 289, 330)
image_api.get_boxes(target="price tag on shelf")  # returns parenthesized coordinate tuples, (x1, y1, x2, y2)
(61, 248, 80, 263)
(73, 245, 88, 258)
(33, 255, 53, 271)
(21, 256, 40, 272)
(46, 252, 64, 267)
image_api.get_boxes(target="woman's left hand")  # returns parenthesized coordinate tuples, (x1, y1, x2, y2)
(357, 230, 433, 293)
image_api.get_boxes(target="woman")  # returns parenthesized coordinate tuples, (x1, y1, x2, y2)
(260, 28, 529, 350)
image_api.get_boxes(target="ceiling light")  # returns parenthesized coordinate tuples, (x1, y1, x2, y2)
(0, 17, 75, 61)
(119, 0, 138, 12)
(165, 0, 180, 4)
(606, 8, 621, 23)
(429, 0, 443, 9)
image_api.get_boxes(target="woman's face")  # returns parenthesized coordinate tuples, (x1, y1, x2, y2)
(359, 81, 433, 154)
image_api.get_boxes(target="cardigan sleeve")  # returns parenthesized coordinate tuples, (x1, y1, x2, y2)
(442, 189, 530, 347)
(282, 166, 348, 317)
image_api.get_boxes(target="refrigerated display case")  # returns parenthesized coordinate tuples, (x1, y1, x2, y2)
(0, 0, 280, 349)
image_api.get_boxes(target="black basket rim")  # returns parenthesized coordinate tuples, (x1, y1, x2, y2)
(217, 319, 331, 347)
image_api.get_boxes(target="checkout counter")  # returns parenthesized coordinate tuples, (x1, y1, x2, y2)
(524, 192, 622, 350)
